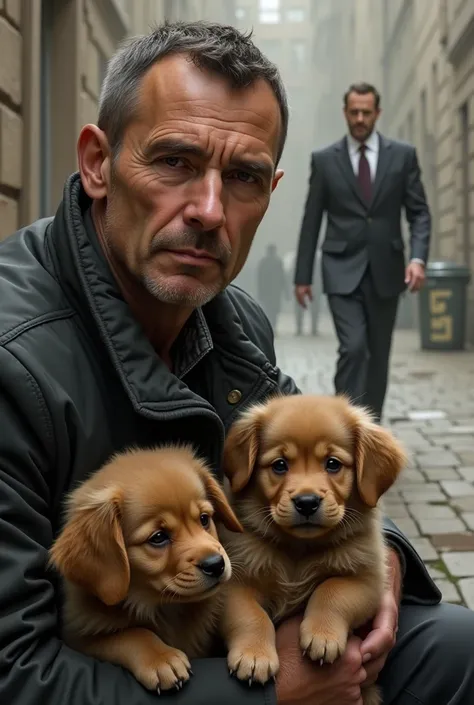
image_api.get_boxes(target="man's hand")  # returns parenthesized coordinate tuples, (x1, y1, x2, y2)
(295, 285, 312, 308)
(275, 616, 367, 705)
(274, 549, 402, 703)
(405, 261, 425, 292)
(358, 548, 402, 686)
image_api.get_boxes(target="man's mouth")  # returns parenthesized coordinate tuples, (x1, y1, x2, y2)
(164, 249, 220, 266)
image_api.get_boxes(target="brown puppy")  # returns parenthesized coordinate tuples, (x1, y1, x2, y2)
(50, 446, 242, 693)
(220, 395, 406, 705)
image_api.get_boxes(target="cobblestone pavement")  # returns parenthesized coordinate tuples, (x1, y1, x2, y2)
(274, 313, 474, 609)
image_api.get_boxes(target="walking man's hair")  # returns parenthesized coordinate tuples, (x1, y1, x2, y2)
(344, 82, 381, 109)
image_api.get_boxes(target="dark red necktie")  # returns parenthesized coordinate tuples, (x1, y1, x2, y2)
(358, 144, 372, 203)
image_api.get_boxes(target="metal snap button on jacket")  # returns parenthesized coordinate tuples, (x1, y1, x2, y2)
(227, 389, 242, 404)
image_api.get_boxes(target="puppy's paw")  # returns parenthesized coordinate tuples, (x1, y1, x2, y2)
(227, 642, 279, 685)
(300, 617, 348, 664)
(135, 645, 192, 693)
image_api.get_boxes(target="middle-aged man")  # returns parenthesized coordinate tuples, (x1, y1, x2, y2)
(294, 83, 431, 422)
(0, 23, 472, 705)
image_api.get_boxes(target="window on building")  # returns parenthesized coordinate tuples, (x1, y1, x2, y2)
(259, 0, 280, 24)
(286, 8, 305, 23)
(289, 40, 306, 73)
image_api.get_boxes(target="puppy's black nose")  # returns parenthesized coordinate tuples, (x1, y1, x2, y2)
(292, 494, 321, 518)
(198, 554, 226, 578)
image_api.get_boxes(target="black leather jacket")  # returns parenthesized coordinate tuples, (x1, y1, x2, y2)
(0, 174, 440, 705)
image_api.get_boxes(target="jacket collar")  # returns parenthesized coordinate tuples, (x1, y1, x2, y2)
(49, 173, 274, 420)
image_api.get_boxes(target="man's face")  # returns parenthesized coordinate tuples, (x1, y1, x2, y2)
(100, 55, 283, 308)
(344, 91, 380, 143)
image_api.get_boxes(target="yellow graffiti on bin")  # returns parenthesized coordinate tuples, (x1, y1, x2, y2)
(429, 289, 453, 342)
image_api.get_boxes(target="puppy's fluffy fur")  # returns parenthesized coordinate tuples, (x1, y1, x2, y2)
(220, 395, 406, 705)
(50, 446, 242, 693)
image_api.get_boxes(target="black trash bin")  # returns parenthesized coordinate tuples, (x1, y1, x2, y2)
(419, 261, 471, 351)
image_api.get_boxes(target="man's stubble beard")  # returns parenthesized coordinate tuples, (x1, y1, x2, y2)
(142, 268, 225, 308)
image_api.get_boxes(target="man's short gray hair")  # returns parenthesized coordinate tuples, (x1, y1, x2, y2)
(98, 21, 289, 165)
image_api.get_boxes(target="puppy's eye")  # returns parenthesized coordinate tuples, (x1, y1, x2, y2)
(272, 458, 289, 474)
(200, 513, 211, 528)
(148, 530, 170, 547)
(325, 457, 342, 473)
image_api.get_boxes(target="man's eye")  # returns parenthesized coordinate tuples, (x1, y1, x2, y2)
(230, 170, 257, 184)
(161, 156, 184, 168)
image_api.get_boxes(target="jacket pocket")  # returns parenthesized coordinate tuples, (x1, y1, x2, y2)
(321, 239, 348, 254)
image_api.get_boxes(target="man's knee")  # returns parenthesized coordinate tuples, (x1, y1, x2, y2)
(423, 602, 474, 666)
(385, 602, 474, 702)
(340, 334, 368, 364)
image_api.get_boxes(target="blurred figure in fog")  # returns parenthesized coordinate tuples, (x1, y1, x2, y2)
(294, 82, 431, 421)
(294, 249, 322, 336)
(257, 244, 288, 333)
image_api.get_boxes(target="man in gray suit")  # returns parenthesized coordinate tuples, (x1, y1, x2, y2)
(294, 82, 431, 421)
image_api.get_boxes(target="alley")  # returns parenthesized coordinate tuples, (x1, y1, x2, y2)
(275, 313, 474, 609)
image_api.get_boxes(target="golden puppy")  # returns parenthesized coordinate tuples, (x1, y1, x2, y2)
(220, 395, 406, 705)
(50, 446, 242, 693)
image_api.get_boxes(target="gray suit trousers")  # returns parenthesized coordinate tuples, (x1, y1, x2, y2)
(328, 268, 399, 421)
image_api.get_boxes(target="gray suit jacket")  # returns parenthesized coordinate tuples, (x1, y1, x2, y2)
(294, 134, 431, 298)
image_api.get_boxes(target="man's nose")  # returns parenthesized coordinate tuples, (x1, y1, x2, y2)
(183, 171, 226, 232)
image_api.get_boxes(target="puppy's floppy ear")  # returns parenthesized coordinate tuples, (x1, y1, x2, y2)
(351, 408, 407, 507)
(199, 468, 243, 533)
(222, 404, 266, 493)
(49, 485, 130, 606)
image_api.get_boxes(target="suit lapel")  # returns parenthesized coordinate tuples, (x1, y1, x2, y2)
(370, 135, 392, 209)
(334, 137, 366, 208)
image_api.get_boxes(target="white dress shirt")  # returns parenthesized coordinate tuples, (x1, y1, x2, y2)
(347, 130, 379, 181)
(346, 130, 424, 265)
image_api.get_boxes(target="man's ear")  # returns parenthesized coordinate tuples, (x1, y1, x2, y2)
(222, 405, 266, 493)
(271, 169, 284, 193)
(77, 124, 111, 201)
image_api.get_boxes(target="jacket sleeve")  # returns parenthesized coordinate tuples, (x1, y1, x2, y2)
(403, 146, 431, 264)
(0, 348, 274, 705)
(383, 517, 441, 606)
(294, 152, 326, 286)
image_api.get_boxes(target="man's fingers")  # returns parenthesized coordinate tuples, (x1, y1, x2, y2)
(362, 654, 387, 686)
(361, 603, 397, 657)
(372, 597, 397, 632)
(361, 626, 395, 660)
